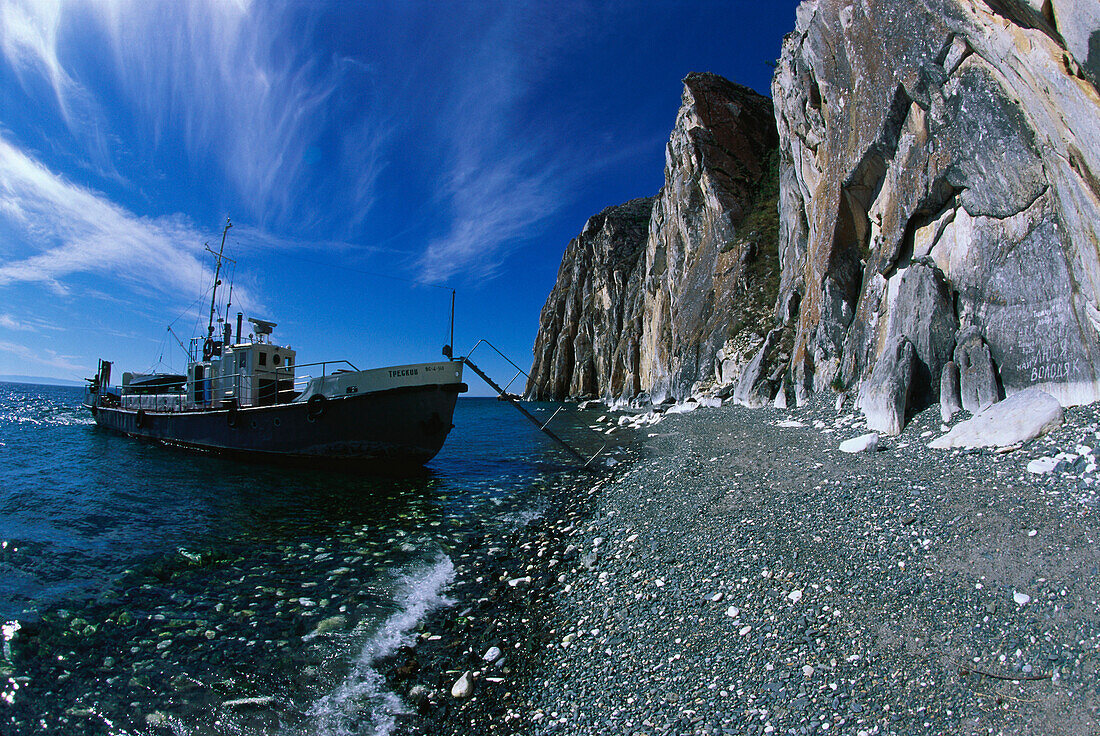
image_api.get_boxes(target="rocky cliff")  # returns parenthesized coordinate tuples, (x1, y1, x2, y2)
(753, 0, 1100, 431)
(530, 2, 1100, 426)
(526, 197, 654, 400)
(527, 73, 780, 401)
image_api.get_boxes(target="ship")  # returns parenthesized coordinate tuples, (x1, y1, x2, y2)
(83, 219, 467, 470)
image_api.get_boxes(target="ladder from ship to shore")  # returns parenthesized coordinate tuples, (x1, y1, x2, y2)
(460, 339, 605, 471)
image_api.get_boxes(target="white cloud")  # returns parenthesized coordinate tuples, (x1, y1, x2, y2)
(0, 135, 209, 298)
(0, 337, 84, 375)
(0, 313, 37, 331)
(0, 0, 374, 224)
(414, 4, 597, 284)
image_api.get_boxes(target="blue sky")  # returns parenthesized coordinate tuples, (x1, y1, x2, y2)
(0, 0, 799, 392)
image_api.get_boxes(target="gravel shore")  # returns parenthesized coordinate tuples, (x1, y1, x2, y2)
(386, 396, 1100, 736)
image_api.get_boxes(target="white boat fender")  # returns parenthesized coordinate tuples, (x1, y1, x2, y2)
(307, 394, 327, 420)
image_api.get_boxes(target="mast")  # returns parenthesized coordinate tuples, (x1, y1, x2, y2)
(206, 217, 233, 339)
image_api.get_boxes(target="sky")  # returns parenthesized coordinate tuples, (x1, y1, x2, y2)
(0, 0, 801, 394)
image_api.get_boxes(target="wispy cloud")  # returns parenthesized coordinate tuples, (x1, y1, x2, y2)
(0, 337, 83, 375)
(0, 134, 208, 299)
(0, 0, 379, 225)
(414, 4, 601, 284)
(0, 312, 57, 332)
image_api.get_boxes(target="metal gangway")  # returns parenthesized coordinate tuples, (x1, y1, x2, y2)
(460, 340, 605, 472)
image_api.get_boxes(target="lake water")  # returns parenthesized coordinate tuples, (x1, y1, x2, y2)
(0, 383, 619, 735)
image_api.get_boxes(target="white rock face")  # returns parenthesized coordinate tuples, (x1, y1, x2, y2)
(839, 433, 879, 454)
(928, 389, 1063, 449)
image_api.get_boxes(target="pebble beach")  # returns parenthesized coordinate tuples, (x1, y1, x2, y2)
(385, 395, 1100, 736)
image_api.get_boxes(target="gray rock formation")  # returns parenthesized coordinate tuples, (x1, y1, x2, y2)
(765, 0, 1100, 424)
(526, 197, 654, 400)
(637, 73, 780, 401)
(530, 1, 1100, 424)
(858, 337, 915, 436)
(940, 360, 962, 422)
(527, 74, 780, 401)
(955, 326, 1001, 412)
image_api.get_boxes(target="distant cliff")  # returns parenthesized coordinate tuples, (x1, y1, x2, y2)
(529, 2, 1100, 428)
(527, 197, 654, 400)
(527, 73, 780, 401)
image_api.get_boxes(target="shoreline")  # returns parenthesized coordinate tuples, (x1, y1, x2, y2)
(383, 394, 1100, 735)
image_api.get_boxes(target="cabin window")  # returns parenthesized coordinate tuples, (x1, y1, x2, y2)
(287, 356, 293, 366)
(238, 353, 246, 369)
(273, 354, 281, 366)
(259, 352, 267, 366)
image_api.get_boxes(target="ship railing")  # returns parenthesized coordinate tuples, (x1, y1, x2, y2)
(110, 360, 362, 411)
(274, 360, 360, 397)
(461, 339, 607, 471)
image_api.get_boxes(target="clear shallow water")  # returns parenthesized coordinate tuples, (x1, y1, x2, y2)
(0, 382, 618, 735)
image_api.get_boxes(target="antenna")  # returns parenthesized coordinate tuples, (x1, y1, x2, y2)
(443, 289, 455, 359)
(206, 217, 234, 338)
(223, 264, 235, 325)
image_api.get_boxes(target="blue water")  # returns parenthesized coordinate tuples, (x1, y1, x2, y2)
(0, 382, 620, 735)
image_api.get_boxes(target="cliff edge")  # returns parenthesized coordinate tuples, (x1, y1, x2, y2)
(526, 73, 780, 402)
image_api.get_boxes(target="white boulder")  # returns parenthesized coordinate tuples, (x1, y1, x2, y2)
(928, 388, 1062, 450)
(839, 433, 879, 454)
(1026, 456, 1058, 474)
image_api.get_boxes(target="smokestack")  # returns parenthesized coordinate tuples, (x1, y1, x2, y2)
(236, 312, 243, 345)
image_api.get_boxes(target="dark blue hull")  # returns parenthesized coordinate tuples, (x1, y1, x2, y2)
(87, 383, 463, 470)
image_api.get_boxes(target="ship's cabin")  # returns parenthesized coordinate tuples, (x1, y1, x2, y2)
(117, 316, 298, 411)
(185, 317, 297, 410)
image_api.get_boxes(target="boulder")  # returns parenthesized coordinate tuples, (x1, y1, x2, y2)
(939, 361, 961, 423)
(858, 337, 915, 436)
(840, 432, 879, 454)
(928, 388, 1063, 449)
(955, 327, 1000, 413)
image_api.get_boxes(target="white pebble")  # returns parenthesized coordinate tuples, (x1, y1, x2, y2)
(1026, 457, 1058, 474)
(1013, 591, 1031, 606)
(451, 671, 474, 698)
